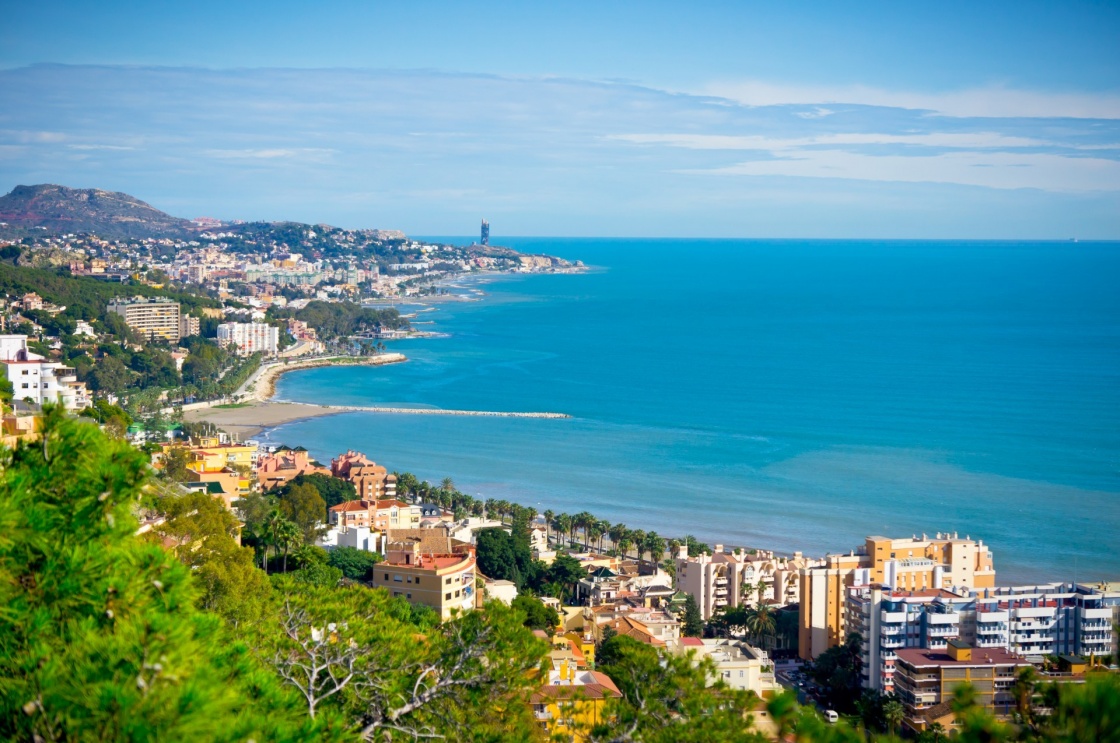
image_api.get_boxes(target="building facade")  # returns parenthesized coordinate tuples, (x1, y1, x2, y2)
(375, 539, 476, 620)
(107, 297, 181, 342)
(0, 335, 90, 411)
(799, 534, 997, 660)
(216, 321, 279, 356)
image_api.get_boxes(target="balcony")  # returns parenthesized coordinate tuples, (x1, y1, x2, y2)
(927, 613, 958, 625)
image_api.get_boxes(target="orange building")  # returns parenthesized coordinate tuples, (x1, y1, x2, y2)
(330, 449, 398, 499)
(256, 445, 330, 490)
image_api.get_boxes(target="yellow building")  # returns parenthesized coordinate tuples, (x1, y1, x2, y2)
(374, 539, 477, 621)
(107, 297, 182, 343)
(530, 659, 621, 742)
(799, 534, 996, 660)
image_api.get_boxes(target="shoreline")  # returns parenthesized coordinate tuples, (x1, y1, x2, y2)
(185, 350, 571, 438)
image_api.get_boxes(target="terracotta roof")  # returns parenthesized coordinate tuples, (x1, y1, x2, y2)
(680, 637, 705, 647)
(530, 671, 621, 703)
(376, 499, 410, 509)
(330, 500, 372, 513)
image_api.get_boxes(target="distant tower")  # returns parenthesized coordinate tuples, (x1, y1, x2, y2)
(480, 219, 490, 246)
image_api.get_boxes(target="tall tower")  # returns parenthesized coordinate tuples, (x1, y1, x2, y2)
(480, 219, 490, 246)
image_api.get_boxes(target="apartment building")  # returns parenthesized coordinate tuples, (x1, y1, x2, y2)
(107, 297, 181, 342)
(216, 321, 279, 356)
(675, 637, 780, 698)
(330, 450, 398, 499)
(847, 581, 1119, 695)
(0, 335, 90, 412)
(675, 544, 808, 621)
(799, 533, 996, 660)
(894, 641, 1029, 734)
(256, 445, 330, 490)
(179, 314, 200, 338)
(374, 538, 476, 620)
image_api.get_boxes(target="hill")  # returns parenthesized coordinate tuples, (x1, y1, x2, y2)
(0, 184, 196, 238)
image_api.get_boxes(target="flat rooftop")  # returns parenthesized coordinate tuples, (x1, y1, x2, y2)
(895, 647, 1027, 668)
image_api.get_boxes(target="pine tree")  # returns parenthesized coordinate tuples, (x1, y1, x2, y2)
(682, 593, 704, 637)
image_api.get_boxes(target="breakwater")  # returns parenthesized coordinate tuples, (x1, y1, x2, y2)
(289, 402, 571, 419)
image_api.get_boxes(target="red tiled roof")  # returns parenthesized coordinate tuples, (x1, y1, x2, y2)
(330, 500, 372, 512)
(680, 637, 704, 647)
(530, 671, 622, 703)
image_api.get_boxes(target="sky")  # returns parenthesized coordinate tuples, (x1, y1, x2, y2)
(1, 1, 1118, 238)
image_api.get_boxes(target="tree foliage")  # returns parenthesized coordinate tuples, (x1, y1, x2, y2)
(0, 407, 315, 741)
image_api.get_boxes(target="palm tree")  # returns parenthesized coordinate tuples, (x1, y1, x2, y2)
(629, 529, 646, 560)
(586, 522, 604, 554)
(617, 529, 634, 559)
(554, 513, 572, 548)
(263, 510, 288, 573)
(543, 509, 555, 545)
(596, 520, 610, 553)
(1011, 666, 1039, 727)
(644, 531, 665, 564)
(608, 523, 627, 555)
(883, 699, 905, 737)
(440, 477, 454, 493)
(747, 604, 777, 650)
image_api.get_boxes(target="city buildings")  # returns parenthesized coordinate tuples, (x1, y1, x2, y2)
(216, 321, 279, 356)
(799, 534, 996, 660)
(255, 445, 330, 489)
(107, 297, 181, 342)
(0, 335, 90, 411)
(846, 581, 1120, 696)
(674, 637, 779, 698)
(894, 641, 1030, 734)
(179, 314, 200, 338)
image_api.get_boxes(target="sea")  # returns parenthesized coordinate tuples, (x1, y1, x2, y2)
(269, 239, 1120, 585)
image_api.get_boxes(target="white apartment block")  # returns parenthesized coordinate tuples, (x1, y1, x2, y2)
(0, 335, 90, 412)
(216, 322, 279, 356)
(847, 581, 1119, 695)
(675, 544, 810, 621)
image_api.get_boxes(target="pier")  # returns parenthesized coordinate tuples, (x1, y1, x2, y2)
(293, 402, 571, 419)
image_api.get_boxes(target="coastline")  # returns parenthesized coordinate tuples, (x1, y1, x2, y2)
(185, 350, 572, 439)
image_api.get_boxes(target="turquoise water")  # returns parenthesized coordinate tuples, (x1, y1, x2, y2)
(271, 239, 1120, 584)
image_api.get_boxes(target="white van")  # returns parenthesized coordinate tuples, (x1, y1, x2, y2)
(824, 710, 839, 724)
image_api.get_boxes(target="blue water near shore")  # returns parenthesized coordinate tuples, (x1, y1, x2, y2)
(271, 239, 1120, 584)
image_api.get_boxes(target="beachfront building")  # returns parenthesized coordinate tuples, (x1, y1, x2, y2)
(376, 536, 476, 621)
(107, 297, 181, 342)
(0, 335, 90, 412)
(330, 450, 398, 499)
(255, 445, 330, 490)
(798, 533, 996, 660)
(894, 641, 1030, 734)
(216, 321, 279, 356)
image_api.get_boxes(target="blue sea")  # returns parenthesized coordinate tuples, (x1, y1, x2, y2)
(270, 239, 1120, 585)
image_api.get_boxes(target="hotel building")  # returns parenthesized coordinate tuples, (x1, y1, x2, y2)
(375, 537, 477, 621)
(216, 321, 279, 356)
(0, 335, 90, 412)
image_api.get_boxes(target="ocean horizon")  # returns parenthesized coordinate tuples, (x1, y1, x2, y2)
(267, 238, 1120, 585)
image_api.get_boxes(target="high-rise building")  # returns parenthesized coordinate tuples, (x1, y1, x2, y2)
(107, 297, 181, 342)
(216, 322, 279, 357)
(480, 219, 490, 246)
(798, 533, 996, 660)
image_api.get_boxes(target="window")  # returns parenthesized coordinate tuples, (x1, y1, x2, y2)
(455, 590, 460, 598)
(384, 573, 389, 581)
(446, 577, 452, 585)
(407, 593, 412, 599)
(406, 576, 412, 584)
(445, 593, 451, 600)
(415, 578, 420, 586)
(21, 383, 28, 389)
(393, 575, 403, 582)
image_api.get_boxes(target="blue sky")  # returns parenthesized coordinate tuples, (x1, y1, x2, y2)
(2, 1, 1118, 237)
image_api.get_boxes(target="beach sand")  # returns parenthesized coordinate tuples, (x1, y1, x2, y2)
(184, 401, 345, 438)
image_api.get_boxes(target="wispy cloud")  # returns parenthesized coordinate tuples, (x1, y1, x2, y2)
(682, 150, 1120, 192)
(0, 65, 1116, 236)
(702, 81, 1120, 119)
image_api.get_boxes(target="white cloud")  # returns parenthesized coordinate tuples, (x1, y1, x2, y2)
(683, 150, 1120, 192)
(202, 147, 336, 160)
(67, 144, 135, 151)
(702, 81, 1120, 119)
(610, 132, 1061, 150)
